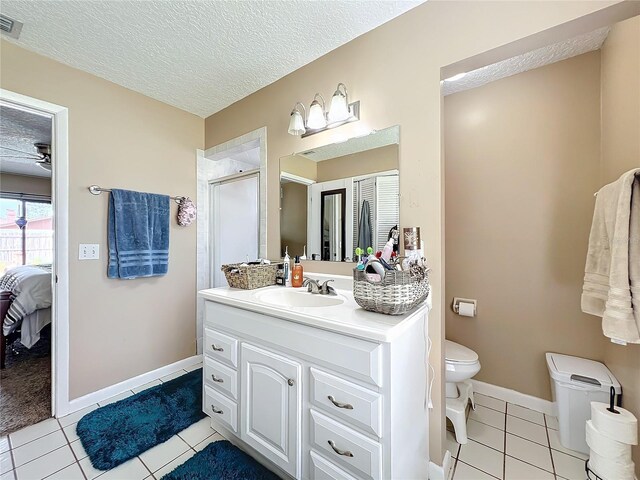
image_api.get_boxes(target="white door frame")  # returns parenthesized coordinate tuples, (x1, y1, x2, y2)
(0, 89, 70, 417)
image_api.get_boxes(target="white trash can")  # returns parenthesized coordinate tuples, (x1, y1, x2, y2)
(546, 352, 621, 454)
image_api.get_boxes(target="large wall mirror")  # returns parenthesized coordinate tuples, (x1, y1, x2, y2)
(279, 125, 399, 262)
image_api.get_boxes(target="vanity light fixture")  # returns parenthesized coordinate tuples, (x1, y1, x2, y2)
(307, 93, 327, 130)
(287, 83, 361, 138)
(288, 102, 307, 136)
(328, 83, 350, 122)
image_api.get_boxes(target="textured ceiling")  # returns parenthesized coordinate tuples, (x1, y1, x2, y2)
(442, 27, 610, 96)
(0, 104, 52, 178)
(1, 0, 424, 117)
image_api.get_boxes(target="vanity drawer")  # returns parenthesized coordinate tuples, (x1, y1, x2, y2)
(310, 450, 359, 480)
(204, 385, 237, 433)
(204, 356, 238, 400)
(205, 301, 383, 386)
(310, 368, 382, 437)
(204, 327, 238, 367)
(310, 409, 382, 480)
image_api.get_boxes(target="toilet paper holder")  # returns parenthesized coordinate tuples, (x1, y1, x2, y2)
(453, 297, 477, 316)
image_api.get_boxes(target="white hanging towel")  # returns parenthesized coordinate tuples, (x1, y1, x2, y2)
(582, 168, 640, 344)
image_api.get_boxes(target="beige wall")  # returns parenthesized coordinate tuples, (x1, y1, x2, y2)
(599, 15, 640, 469)
(316, 144, 398, 183)
(204, 1, 623, 460)
(444, 52, 606, 400)
(0, 40, 204, 398)
(280, 182, 308, 257)
(280, 155, 317, 181)
(0, 173, 51, 197)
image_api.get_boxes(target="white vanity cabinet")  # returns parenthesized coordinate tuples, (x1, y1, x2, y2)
(241, 343, 302, 477)
(199, 286, 430, 480)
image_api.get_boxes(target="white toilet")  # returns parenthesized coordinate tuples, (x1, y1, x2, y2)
(445, 340, 481, 444)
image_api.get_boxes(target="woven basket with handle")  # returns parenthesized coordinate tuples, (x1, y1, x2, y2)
(353, 261, 430, 315)
(222, 263, 279, 290)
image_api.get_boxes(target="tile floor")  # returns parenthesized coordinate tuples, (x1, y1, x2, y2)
(447, 393, 589, 480)
(0, 363, 226, 480)
(2, 368, 591, 480)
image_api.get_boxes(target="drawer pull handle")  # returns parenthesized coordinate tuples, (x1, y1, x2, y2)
(328, 395, 353, 410)
(211, 344, 224, 352)
(211, 405, 223, 414)
(328, 440, 354, 458)
(211, 374, 224, 383)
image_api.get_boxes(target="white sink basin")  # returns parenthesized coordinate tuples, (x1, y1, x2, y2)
(256, 289, 345, 308)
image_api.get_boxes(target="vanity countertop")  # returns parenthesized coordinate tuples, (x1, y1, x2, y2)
(198, 273, 431, 342)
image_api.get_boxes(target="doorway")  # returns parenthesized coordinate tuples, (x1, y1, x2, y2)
(195, 127, 266, 353)
(0, 89, 70, 425)
(0, 102, 53, 435)
(441, 15, 640, 479)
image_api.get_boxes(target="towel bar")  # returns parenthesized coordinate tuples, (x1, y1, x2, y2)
(88, 185, 185, 204)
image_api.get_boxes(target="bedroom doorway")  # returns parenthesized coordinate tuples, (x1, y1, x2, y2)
(0, 90, 70, 433)
(0, 102, 54, 435)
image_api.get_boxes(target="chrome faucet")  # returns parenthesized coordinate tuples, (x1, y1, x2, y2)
(303, 278, 337, 295)
(320, 279, 336, 295)
(303, 278, 321, 294)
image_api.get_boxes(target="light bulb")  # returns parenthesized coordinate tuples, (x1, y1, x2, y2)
(307, 100, 327, 129)
(287, 110, 306, 136)
(328, 90, 349, 122)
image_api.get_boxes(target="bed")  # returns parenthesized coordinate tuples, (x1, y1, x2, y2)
(0, 265, 52, 369)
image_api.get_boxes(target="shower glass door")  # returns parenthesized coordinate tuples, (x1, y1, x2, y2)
(210, 173, 259, 287)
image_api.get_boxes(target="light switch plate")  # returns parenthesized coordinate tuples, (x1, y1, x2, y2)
(79, 244, 99, 260)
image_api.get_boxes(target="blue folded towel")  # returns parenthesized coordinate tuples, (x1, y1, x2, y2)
(108, 189, 170, 279)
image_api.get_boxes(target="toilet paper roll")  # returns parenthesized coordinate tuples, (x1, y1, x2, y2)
(457, 302, 475, 317)
(586, 420, 632, 461)
(589, 450, 636, 480)
(591, 402, 638, 445)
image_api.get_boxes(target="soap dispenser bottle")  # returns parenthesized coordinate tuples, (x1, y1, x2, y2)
(292, 256, 304, 288)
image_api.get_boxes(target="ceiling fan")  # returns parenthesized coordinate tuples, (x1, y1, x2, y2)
(0, 143, 52, 171)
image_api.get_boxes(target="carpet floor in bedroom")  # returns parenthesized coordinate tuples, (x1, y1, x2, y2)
(0, 326, 52, 436)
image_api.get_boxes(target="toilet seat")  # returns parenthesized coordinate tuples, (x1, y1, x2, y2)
(445, 340, 478, 365)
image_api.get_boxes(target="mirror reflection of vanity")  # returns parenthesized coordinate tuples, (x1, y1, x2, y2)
(279, 125, 399, 263)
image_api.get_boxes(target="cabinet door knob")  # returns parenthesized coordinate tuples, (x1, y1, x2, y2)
(211, 374, 224, 383)
(287, 378, 294, 386)
(211, 344, 224, 352)
(327, 395, 354, 410)
(211, 405, 223, 414)
(328, 440, 354, 457)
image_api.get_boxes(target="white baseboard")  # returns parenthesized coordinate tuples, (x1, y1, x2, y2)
(429, 450, 453, 480)
(58, 354, 203, 417)
(470, 379, 555, 416)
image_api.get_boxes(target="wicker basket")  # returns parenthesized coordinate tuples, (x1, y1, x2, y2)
(353, 262, 430, 315)
(222, 263, 279, 290)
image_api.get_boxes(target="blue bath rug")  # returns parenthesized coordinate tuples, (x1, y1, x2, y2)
(162, 440, 280, 480)
(76, 368, 206, 470)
